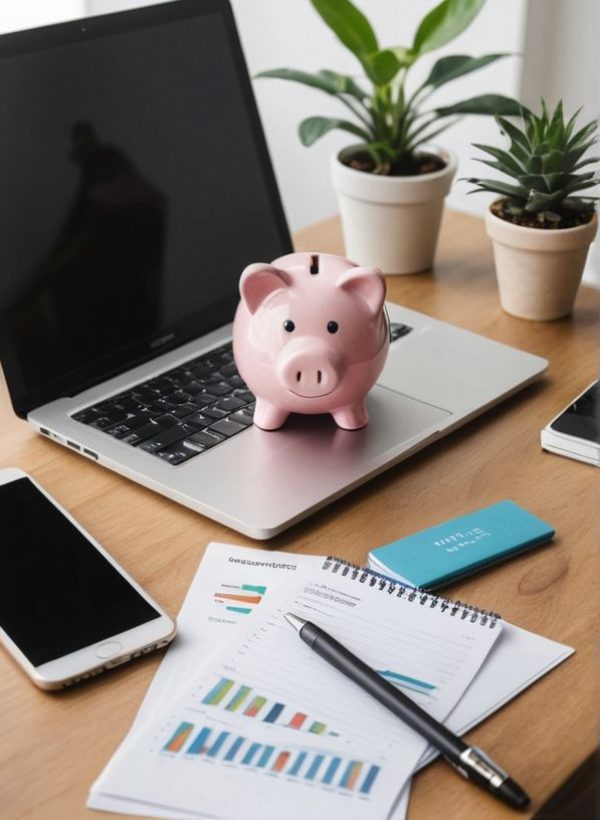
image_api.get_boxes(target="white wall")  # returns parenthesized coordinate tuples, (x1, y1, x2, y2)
(521, 0, 600, 285)
(85, 0, 527, 232)
(0, 1, 85, 33)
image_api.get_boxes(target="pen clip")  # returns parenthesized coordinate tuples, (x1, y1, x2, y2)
(459, 746, 507, 788)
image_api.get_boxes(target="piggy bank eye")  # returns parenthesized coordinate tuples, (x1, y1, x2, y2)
(283, 319, 295, 333)
(327, 321, 339, 334)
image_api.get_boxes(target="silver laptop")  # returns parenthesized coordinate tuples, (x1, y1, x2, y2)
(0, 1, 547, 540)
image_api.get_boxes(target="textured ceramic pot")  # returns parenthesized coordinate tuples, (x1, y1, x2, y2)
(485, 207, 598, 321)
(331, 145, 457, 275)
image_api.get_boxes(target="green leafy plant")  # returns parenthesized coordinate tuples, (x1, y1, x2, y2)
(256, 0, 521, 175)
(467, 101, 600, 227)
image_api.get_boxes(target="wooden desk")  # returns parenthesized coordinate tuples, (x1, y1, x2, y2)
(1, 211, 598, 819)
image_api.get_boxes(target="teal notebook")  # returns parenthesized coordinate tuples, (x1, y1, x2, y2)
(368, 500, 554, 590)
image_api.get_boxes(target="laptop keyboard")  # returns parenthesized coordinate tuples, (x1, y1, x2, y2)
(71, 342, 255, 466)
(70, 322, 412, 467)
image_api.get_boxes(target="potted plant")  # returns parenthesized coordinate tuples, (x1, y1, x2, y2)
(466, 101, 599, 320)
(257, 0, 521, 274)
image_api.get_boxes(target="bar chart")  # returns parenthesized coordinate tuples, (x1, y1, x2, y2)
(213, 582, 267, 615)
(162, 720, 381, 796)
(377, 669, 436, 695)
(201, 676, 338, 736)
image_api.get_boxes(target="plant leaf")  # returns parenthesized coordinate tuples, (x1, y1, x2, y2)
(423, 53, 509, 90)
(310, 0, 377, 58)
(318, 69, 369, 99)
(256, 67, 367, 101)
(472, 142, 526, 176)
(362, 48, 402, 86)
(298, 115, 372, 146)
(464, 177, 528, 198)
(412, 0, 486, 56)
(435, 94, 522, 117)
(390, 45, 416, 68)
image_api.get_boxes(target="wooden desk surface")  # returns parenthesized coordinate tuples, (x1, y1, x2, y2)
(1, 210, 598, 819)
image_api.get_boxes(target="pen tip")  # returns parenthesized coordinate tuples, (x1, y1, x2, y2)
(283, 612, 307, 632)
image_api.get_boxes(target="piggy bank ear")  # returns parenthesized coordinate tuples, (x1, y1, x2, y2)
(335, 266, 386, 316)
(240, 263, 292, 315)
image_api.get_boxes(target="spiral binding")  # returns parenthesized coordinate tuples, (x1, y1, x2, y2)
(321, 556, 501, 628)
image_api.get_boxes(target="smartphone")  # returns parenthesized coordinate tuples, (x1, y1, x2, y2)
(0, 468, 176, 689)
(541, 381, 600, 467)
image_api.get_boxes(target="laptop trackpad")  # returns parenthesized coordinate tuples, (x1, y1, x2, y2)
(211, 386, 452, 531)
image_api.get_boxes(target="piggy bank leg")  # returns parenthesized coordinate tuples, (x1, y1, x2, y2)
(253, 399, 289, 431)
(332, 403, 368, 430)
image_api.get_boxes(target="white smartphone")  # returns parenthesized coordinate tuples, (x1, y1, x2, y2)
(0, 467, 176, 690)
(541, 381, 600, 467)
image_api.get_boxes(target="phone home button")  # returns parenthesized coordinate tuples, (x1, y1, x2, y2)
(95, 640, 122, 659)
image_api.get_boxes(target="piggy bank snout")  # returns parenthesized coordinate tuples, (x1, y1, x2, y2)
(278, 343, 345, 398)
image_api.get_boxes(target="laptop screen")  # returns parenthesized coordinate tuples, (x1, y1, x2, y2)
(0, 0, 291, 417)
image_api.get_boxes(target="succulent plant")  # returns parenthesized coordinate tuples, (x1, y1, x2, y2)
(466, 101, 599, 227)
(256, 0, 522, 175)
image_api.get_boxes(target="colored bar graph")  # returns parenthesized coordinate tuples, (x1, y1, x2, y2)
(207, 731, 230, 758)
(288, 751, 307, 776)
(242, 742, 261, 766)
(160, 721, 381, 798)
(308, 721, 326, 734)
(244, 696, 267, 717)
(378, 669, 436, 694)
(340, 761, 362, 790)
(224, 736, 245, 762)
(322, 756, 341, 785)
(203, 677, 235, 705)
(257, 745, 274, 768)
(242, 584, 266, 594)
(305, 754, 324, 780)
(164, 722, 194, 753)
(360, 764, 381, 795)
(213, 583, 267, 616)
(226, 685, 251, 712)
(187, 726, 212, 755)
(215, 592, 262, 604)
(288, 712, 306, 730)
(272, 751, 291, 773)
(263, 703, 285, 723)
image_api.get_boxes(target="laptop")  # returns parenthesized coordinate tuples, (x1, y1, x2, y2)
(0, 0, 547, 539)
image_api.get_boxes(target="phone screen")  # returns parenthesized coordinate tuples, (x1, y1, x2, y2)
(550, 382, 600, 444)
(0, 477, 160, 667)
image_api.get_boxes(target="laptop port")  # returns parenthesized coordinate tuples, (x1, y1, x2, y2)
(66, 440, 80, 451)
(83, 448, 98, 460)
(40, 427, 50, 436)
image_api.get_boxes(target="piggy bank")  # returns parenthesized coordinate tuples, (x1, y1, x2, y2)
(232, 252, 389, 431)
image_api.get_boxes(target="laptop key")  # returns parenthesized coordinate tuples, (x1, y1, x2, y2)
(229, 409, 253, 427)
(155, 443, 200, 465)
(233, 390, 254, 404)
(138, 422, 198, 454)
(185, 412, 212, 428)
(202, 405, 229, 420)
(204, 382, 231, 396)
(209, 418, 247, 437)
(215, 396, 245, 413)
(122, 418, 169, 445)
(106, 412, 153, 437)
(184, 430, 224, 449)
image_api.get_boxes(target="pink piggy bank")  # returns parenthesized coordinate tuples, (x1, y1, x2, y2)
(232, 252, 389, 431)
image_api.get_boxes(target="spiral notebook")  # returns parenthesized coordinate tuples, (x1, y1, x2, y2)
(93, 551, 503, 820)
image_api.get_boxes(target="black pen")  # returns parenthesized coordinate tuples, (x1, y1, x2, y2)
(284, 612, 530, 811)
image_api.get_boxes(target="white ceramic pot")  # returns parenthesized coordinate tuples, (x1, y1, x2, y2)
(485, 207, 598, 321)
(330, 145, 457, 274)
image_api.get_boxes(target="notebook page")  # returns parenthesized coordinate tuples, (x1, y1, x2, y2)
(94, 561, 500, 819)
